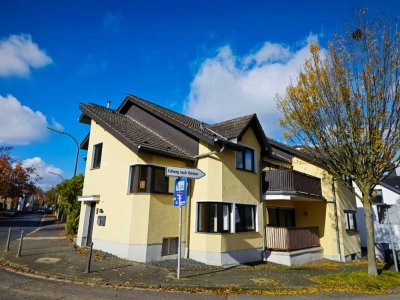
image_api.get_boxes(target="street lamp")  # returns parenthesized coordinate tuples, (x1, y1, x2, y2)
(47, 127, 79, 177)
(48, 171, 64, 181)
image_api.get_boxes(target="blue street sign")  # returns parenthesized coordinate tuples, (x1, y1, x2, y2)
(173, 178, 187, 207)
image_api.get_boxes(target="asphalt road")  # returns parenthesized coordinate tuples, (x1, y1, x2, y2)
(0, 213, 45, 242)
(0, 268, 399, 300)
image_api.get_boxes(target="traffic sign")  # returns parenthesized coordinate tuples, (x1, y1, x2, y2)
(166, 166, 205, 179)
(173, 178, 187, 207)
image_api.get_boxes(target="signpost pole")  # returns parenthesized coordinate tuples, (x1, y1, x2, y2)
(167, 168, 205, 280)
(184, 180, 190, 259)
(177, 202, 183, 279)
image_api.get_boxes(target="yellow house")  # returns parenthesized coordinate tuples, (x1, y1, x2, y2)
(76, 95, 360, 266)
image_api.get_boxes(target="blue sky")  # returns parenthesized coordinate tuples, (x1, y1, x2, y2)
(0, 0, 398, 189)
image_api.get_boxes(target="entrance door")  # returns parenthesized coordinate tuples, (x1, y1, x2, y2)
(86, 202, 96, 246)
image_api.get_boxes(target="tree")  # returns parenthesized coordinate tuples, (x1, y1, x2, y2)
(56, 174, 84, 234)
(0, 147, 13, 198)
(0, 147, 41, 201)
(278, 11, 400, 276)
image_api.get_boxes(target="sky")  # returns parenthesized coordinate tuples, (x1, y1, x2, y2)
(0, 0, 399, 189)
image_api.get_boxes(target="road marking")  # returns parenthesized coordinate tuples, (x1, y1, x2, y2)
(26, 214, 46, 237)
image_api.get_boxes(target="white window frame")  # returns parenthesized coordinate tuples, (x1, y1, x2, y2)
(195, 201, 258, 234)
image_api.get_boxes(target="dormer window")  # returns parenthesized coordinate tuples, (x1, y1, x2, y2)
(236, 148, 255, 172)
(91, 143, 103, 169)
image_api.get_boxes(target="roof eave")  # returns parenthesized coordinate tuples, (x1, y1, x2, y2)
(80, 104, 141, 156)
(137, 145, 196, 162)
(80, 133, 90, 150)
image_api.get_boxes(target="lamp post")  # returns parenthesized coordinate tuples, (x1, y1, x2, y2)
(48, 171, 64, 181)
(47, 127, 79, 177)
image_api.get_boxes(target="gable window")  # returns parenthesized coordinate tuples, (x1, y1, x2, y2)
(236, 148, 255, 172)
(197, 202, 231, 233)
(128, 165, 171, 194)
(372, 189, 383, 203)
(235, 204, 256, 232)
(344, 209, 357, 231)
(267, 207, 296, 227)
(91, 143, 103, 169)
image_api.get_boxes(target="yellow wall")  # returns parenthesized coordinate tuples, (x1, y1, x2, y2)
(77, 121, 189, 247)
(189, 128, 263, 253)
(290, 157, 360, 257)
(78, 120, 359, 260)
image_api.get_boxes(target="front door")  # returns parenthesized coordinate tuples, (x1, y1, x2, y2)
(86, 202, 96, 246)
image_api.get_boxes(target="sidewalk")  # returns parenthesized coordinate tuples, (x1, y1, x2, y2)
(0, 215, 399, 296)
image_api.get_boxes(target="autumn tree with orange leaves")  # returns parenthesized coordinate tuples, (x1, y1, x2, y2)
(0, 147, 41, 203)
(278, 11, 400, 276)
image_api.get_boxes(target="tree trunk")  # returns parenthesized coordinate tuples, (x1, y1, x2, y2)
(363, 195, 378, 276)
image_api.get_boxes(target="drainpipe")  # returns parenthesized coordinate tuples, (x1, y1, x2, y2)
(332, 178, 342, 262)
(260, 157, 266, 261)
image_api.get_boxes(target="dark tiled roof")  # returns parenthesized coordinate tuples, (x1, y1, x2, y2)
(207, 114, 256, 140)
(381, 176, 400, 194)
(125, 95, 269, 151)
(125, 95, 215, 142)
(80, 103, 194, 160)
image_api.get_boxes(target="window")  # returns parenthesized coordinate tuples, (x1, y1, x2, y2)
(377, 205, 388, 224)
(236, 148, 255, 172)
(92, 143, 103, 168)
(235, 204, 256, 232)
(197, 202, 231, 233)
(161, 237, 178, 256)
(344, 210, 357, 231)
(267, 207, 296, 227)
(377, 204, 399, 225)
(372, 189, 383, 203)
(341, 175, 353, 186)
(128, 165, 171, 194)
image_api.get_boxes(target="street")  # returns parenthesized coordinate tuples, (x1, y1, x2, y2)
(0, 212, 46, 241)
(0, 267, 398, 300)
(0, 213, 399, 299)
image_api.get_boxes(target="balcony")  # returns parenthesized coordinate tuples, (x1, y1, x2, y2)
(264, 169, 323, 201)
(265, 226, 320, 251)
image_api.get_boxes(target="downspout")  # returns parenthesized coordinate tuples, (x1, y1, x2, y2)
(260, 156, 266, 261)
(185, 143, 226, 259)
(331, 178, 342, 262)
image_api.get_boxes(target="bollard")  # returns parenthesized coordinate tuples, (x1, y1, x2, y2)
(85, 242, 94, 274)
(16, 230, 23, 257)
(4, 228, 11, 252)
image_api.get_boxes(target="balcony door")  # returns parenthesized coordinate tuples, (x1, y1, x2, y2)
(267, 207, 296, 227)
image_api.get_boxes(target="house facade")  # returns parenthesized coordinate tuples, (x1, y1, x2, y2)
(356, 173, 400, 260)
(76, 95, 360, 266)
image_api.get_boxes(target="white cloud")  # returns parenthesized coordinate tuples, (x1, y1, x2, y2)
(185, 35, 319, 138)
(0, 94, 62, 145)
(22, 157, 64, 191)
(0, 34, 52, 77)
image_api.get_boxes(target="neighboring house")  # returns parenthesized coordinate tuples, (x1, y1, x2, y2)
(356, 172, 400, 259)
(76, 95, 360, 266)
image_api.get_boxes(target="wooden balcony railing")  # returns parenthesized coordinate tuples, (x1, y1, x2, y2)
(265, 226, 320, 251)
(264, 169, 322, 197)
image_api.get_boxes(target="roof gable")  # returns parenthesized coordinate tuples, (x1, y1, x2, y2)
(80, 103, 195, 161)
(208, 114, 270, 153)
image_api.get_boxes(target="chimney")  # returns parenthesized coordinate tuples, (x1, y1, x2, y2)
(107, 100, 111, 108)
